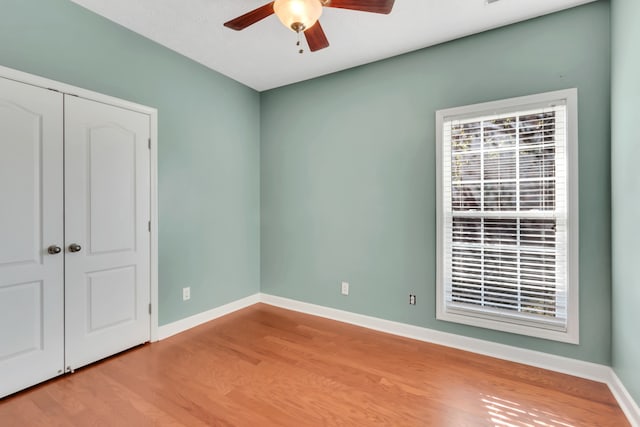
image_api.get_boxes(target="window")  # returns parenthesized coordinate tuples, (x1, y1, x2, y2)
(435, 89, 579, 344)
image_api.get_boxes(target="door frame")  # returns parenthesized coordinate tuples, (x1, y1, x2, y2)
(0, 64, 160, 342)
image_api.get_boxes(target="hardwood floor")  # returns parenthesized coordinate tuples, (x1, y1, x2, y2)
(0, 303, 629, 426)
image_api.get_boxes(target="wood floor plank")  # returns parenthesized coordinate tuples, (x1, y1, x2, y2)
(0, 303, 630, 426)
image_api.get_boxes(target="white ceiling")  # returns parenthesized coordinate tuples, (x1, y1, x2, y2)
(70, 0, 596, 92)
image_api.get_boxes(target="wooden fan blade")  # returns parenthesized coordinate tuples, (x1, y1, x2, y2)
(324, 0, 395, 14)
(304, 21, 330, 52)
(224, 2, 275, 31)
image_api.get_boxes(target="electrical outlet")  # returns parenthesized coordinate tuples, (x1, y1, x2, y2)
(183, 286, 191, 301)
(341, 281, 349, 296)
(409, 294, 416, 305)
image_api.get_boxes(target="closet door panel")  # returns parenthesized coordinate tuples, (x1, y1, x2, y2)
(87, 126, 136, 254)
(64, 95, 150, 370)
(0, 77, 64, 398)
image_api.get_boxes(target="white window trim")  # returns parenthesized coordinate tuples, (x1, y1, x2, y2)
(435, 89, 579, 344)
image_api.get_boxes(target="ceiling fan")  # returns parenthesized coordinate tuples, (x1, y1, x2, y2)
(224, 0, 396, 53)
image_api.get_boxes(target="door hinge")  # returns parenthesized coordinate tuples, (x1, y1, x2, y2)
(148, 220, 151, 232)
(148, 303, 152, 315)
(148, 138, 151, 149)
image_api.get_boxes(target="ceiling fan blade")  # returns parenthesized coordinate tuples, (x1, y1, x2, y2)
(224, 2, 275, 31)
(324, 0, 395, 14)
(304, 21, 330, 52)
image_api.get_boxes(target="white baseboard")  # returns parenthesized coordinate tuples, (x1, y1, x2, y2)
(608, 369, 640, 427)
(260, 293, 640, 426)
(157, 293, 260, 340)
(259, 294, 609, 380)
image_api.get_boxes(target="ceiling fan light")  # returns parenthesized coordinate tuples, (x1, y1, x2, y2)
(273, 0, 323, 32)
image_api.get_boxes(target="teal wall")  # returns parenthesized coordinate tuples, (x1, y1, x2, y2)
(0, 0, 261, 325)
(261, 2, 612, 364)
(611, 0, 640, 404)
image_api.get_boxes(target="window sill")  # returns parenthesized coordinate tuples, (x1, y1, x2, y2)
(436, 307, 579, 345)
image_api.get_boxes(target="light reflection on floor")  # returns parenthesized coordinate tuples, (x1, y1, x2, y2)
(481, 394, 576, 427)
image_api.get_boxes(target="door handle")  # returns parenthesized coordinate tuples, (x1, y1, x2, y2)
(47, 245, 62, 255)
(68, 243, 82, 253)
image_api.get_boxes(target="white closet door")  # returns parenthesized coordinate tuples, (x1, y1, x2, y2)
(64, 95, 151, 370)
(0, 78, 64, 397)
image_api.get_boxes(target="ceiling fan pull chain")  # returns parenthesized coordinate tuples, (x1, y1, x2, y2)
(297, 32, 304, 54)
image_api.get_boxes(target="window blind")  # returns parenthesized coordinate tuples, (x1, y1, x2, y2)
(441, 102, 569, 331)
